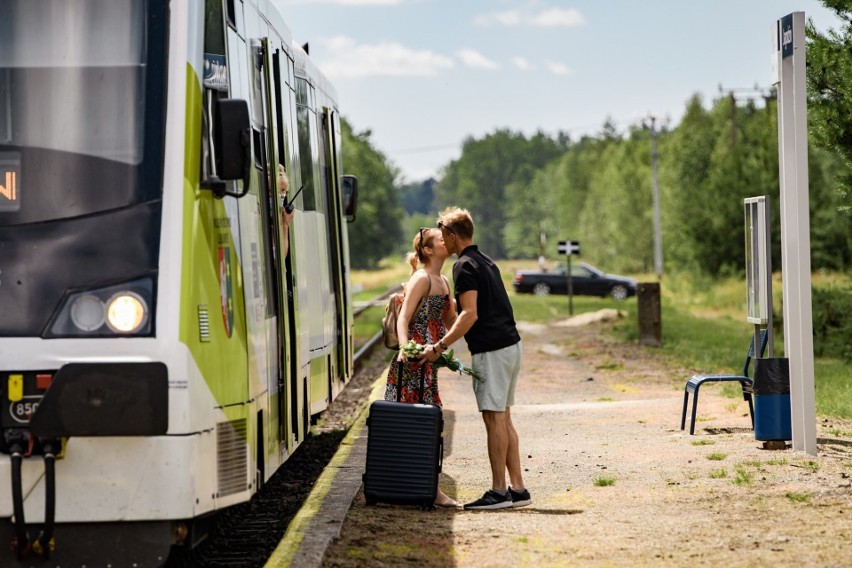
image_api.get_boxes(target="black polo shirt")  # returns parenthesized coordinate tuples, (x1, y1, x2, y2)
(453, 245, 521, 355)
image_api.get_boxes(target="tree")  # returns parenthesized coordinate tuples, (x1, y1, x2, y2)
(436, 129, 563, 258)
(341, 118, 403, 269)
(577, 130, 654, 273)
(807, 3, 852, 213)
(398, 178, 436, 215)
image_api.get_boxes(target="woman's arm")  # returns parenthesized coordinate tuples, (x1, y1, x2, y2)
(396, 271, 429, 360)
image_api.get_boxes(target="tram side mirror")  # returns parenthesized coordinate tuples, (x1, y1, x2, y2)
(342, 175, 358, 222)
(205, 98, 251, 198)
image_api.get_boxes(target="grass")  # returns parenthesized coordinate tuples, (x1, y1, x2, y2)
(786, 491, 811, 503)
(691, 439, 715, 446)
(594, 476, 616, 487)
(733, 465, 755, 486)
(825, 428, 852, 438)
(706, 453, 727, 461)
(708, 468, 728, 479)
(350, 260, 851, 417)
(606, 271, 852, 419)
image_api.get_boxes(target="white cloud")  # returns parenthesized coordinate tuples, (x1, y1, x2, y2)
(530, 8, 585, 27)
(317, 36, 454, 77)
(288, 0, 404, 5)
(474, 6, 586, 28)
(545, 60, 572, 76)
(457, 49, 500, 70)
(511, 56, 532, 70)
(473, 10, 522, 27)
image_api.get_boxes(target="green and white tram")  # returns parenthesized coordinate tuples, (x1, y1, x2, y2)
(0, 0, 357, 562)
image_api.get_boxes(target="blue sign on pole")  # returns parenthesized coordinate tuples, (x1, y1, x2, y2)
(780, 14, 794, 59)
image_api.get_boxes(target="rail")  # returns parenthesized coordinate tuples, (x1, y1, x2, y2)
(352, 284, 402, 317)
(351, 284, 401, 371)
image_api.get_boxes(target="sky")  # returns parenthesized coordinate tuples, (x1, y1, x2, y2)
(272, 0, 842, 183)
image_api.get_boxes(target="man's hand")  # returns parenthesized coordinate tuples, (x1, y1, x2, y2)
(419, 344, 440, 363)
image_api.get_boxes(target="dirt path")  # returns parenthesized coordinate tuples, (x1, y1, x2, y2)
(322, 314, 852, 567)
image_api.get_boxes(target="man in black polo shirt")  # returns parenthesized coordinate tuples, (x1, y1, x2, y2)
(421, 207, 532, 510)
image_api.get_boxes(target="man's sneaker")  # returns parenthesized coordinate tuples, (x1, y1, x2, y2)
(508, 486, 532, 508)
(463, 489, 513, 510)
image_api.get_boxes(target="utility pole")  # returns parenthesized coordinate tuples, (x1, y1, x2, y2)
(718, 84, 773, 148)
(650, 116, 663, 280)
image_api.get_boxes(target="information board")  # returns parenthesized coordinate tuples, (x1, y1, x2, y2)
(744, 196, 772, 325)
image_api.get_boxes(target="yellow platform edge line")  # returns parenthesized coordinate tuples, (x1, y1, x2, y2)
(265, 368, 389, 567)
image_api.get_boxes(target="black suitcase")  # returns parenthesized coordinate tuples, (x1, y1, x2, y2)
(363, 363, 443, 508)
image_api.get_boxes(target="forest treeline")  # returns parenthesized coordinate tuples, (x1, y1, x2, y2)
(341, 3, 852, 277)
(343, 99, 850, 276)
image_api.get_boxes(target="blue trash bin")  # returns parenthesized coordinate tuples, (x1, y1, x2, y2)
(753, 358, 791, 441)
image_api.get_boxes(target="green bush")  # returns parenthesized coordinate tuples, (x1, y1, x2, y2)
(811, 285, 852, 362)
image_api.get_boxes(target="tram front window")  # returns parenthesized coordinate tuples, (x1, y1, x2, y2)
(0, 0, 145, 162)
(0, 0, 166, 223)
(0, 0, 167, 337)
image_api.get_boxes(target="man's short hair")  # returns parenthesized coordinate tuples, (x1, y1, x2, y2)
(437, 207, 474, 240)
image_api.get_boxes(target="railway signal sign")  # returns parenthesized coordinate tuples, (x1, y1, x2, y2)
(557, 240, 580, 255)
(557, 240, 580, 315)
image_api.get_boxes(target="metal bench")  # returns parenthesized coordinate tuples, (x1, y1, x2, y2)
(680, 329, 768, 435)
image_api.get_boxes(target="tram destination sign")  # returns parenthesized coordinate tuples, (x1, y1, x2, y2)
(0, 152, 20, 212)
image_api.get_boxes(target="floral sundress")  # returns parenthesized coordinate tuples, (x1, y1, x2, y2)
(384, 293, 451, 405)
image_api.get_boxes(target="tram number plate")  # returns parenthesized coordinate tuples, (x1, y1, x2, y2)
(9, 397, 40, 424)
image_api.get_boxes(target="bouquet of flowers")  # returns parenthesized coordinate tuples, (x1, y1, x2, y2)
(400, 340, 483, 382)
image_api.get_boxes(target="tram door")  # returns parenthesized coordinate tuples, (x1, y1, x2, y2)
(270, 46, 301, 455)
(251, 38, 286, 474)
(322, 109, 352, 385)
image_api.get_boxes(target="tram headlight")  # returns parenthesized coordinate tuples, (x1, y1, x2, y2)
(105, 292, 148, 334)
(69, 294, 106, 331)
(46, 277, 155, 338)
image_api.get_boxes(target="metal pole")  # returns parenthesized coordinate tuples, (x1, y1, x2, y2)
(775, 12, 816, 455)
(651, 116, 663, 279)
(567, 254, 574, 316)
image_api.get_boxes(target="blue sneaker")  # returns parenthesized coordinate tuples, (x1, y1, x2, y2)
(463, 489, 513, 510)
(508, 486, 532, 508)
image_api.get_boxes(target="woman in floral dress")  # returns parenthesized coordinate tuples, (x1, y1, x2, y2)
(384, 227, 457, 507)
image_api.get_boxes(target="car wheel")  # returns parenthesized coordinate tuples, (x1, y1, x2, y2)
(610, 284, 629, 301)
(533, 282, 551, 296)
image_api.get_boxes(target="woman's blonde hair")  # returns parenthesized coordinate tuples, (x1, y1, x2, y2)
(437, 207, 474, 240)
(406, 228, 435, 273)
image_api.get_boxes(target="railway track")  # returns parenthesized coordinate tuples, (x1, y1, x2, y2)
(352, 283, 399, 371)
(165, 287, 395, 566)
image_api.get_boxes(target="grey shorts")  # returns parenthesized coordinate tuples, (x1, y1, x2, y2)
(471, 341, 522, 412)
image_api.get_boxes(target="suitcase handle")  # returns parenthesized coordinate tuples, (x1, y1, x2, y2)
(437, 436, 443, 473)
(394, 358, 428, 403)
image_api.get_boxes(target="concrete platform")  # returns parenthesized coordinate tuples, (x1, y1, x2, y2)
(264, 376, 383, 567)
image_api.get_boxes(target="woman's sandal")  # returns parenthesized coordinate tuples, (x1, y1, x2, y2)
(434, 497, 460, 508)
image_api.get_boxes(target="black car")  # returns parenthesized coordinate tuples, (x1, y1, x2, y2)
(512, 262, 637, 300)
